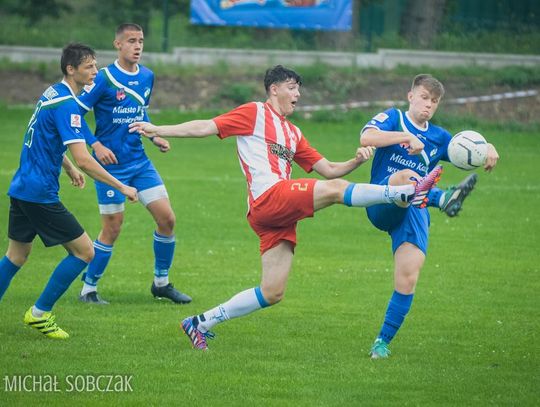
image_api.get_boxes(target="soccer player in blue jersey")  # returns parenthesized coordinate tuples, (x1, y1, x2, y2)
(360, 74, 500, 359)
(77, 23, 191, 304)
(0, 43, 138, 339)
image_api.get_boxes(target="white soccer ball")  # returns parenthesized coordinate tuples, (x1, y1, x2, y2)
(447, 130, 488, 170)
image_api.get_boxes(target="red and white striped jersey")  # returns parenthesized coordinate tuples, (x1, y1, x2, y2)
(214, 102, 323, 205)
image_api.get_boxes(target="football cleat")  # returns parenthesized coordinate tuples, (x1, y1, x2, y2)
(369, 338, 391, 359)
(411, 165, 443, 208)
(23, 307, 69, 339)
(79, 291, 110, 305)
(151, 282, 192, 304)
(181, 316, 215, 350)
(440, 173, 478, 217)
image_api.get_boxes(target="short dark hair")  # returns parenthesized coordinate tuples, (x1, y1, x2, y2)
(264, 65, 302, 93)
(412, 74, 445, 99)
(116, 23, 143, 37)
(60, 43, 96, 75)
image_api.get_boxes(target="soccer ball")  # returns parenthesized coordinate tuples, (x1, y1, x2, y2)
(447, 130, 487, 170)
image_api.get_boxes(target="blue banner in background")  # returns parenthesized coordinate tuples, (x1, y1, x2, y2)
(190, 0, 352, 31)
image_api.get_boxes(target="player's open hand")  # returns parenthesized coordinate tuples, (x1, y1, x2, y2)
(355, 146, 375, 163)
(121, 185, 138, 203)
(129, 121, 158, 138)
(66, 167, 85, 189)
(93, 142, 118, 165)
(152, 136, 170, 153)
(484, 143, 499, 172)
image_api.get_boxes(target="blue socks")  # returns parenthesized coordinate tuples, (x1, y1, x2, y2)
(153, 232, 175, 282)
(35, 254, 88, 311)
(378, 290, 414, 344)
(0, 256, 21, 301)
(83, 240, 113, 287)
(427, 187, 444, 208)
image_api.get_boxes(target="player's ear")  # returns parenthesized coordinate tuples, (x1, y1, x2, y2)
(113, 39, 121, 50)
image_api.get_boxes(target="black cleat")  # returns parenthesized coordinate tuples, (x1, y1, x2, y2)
(79, 291, 109, 305)
(151, 283, 192, 304)
(440, 173, 478, 217)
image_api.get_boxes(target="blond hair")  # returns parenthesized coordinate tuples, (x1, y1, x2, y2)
(412, 74, 445, 99)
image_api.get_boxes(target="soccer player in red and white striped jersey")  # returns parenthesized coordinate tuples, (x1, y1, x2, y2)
(129, 65, 437, 350)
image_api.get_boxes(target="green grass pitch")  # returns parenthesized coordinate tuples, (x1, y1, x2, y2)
(0, 106, 538, 405)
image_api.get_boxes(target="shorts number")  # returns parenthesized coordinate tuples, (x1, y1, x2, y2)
(291, 182, 309, 192)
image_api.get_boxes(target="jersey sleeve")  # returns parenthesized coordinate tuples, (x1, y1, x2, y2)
(53, 100, 87, 145)
(293, 133, 324, 173)
(82, 120, 98, 146)
(77, 71, 106, 112)
(361, 108, 399, 134)
(213, 103, 257, 139)
(440, 129, 453, 162)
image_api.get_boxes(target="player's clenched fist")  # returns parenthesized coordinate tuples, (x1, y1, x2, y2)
(355, 146, 375, 163)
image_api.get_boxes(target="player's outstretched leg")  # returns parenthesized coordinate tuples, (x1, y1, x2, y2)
(23, 307, 69, 339)
(411, 165, 443, 208)
(181, 316, 215, 350)
(439, 173, 478, 217)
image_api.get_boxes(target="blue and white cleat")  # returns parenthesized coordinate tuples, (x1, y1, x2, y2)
(369, 338, 391, 359)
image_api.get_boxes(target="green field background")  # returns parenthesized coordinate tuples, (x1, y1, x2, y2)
(0, 107, 538, 405)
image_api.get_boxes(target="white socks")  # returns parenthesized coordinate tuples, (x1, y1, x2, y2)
(345, 183, 414, 207)
(153, 276, 169, 287)
(198, 288, 264, 332)
(80, 283, 96, 296)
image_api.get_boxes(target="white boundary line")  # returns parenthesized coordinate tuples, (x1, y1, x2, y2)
(296, 89, 539, 112)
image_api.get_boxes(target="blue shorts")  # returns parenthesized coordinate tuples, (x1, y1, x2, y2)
(95, 159, 164, 206)
(366, 175, 430, 255)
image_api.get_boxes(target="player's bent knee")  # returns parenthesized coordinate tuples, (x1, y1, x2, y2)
(156, 212, 176, 232)
(6, 252, 30, 267)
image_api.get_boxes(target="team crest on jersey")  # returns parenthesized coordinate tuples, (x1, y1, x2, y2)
(70, 114, 81, 128)
(373, 112, 389, 122)
(116, 88, 126, 101)
(83, 83, 96, 94)
(43, 86, 58, 100)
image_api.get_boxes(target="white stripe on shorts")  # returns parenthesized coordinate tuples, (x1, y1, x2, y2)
(138, 185, 169, 207)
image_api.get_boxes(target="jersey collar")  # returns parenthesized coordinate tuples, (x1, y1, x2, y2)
(405, 110, 429, 132)
(265, 102, 286, 121)
(114, 60, 140, 76)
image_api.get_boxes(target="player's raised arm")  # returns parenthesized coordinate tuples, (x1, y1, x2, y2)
(484, 143, 500, 172)
(361, 128, 424, 155)
(129, 120, 218, 139)
(312, 146, 375, 179)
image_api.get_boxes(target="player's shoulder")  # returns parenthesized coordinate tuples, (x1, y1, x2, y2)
(38, 82, 75, 107)
(366, 106, 399, 127)
(138, 64, 154, 77)
(427, 121, 452, 144)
